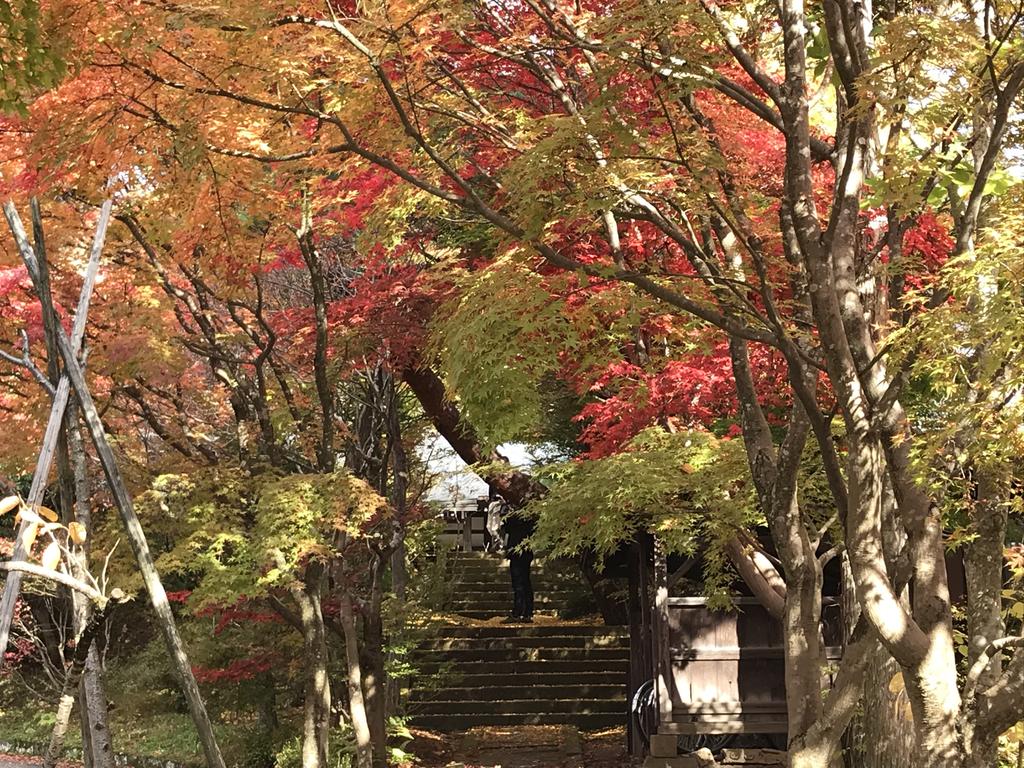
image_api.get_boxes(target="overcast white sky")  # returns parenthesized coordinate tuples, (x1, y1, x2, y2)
(419, 434, 540, 504)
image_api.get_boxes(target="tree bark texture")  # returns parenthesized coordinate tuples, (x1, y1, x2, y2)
(339, 592, 373, 768)
(42, 598, 118, 768)
(291, 565, 331, 768)
(362, 556, 388, 768)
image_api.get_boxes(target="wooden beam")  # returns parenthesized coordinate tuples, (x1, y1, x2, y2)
(0, 199, 109, 659)
(43, 275, 227, 768)
(3, 200, 226, 768)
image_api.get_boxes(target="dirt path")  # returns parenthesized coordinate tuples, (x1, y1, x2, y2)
(454, 725, 583, 768)
(404, 725, 637, 768)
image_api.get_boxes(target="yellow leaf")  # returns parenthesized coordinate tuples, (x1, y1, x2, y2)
(0, 495, 20, 515)
(35, 506, 59, 523)
(21, 523, 39, 552)
(68, 522, 87, 545)
(15, 507, 43, 525)
(888, 671, 905, 694)
(40, 541, 61, 571)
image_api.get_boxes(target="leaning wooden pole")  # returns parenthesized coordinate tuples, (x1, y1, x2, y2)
(0, 199, 109, 659)
(3, 202, 227, 768)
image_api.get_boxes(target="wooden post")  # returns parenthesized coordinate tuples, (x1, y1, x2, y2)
(627, 541, 639, 753)
(653, 536, 672, 727)
(462, 511, 473, 552)
(627, 537, 653, 755)
(0, 199, 109, 660)
(4, 202, 227, 768)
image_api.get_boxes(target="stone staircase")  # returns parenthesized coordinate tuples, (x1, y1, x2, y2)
(407, 552, 630, 731)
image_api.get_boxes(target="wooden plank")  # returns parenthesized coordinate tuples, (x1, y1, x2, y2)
(671, 702, 788, 715)
(0, 199, 110, 660)
(669, 647, 791, 660)
(660, 719, 789, 735)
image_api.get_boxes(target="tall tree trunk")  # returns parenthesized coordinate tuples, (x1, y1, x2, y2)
(848, 436, 962, 767)
(43, 598, 118, 768)
(963, 478, 1007, 767)
(291, 565, 330, 768)
(842, 489, 916, 768)
(7, 200, 226, 768)
(860, 648, 915, 768)
(67, 406, 115, 768)
(362, 557, 388, 768)
(79, 644, 114, 768)
(78, 698, 94, 768)
(387, 388, 409, 603)
(339, 593, 373, 768)
(0, 199, 106, 661)
(904, 506, 962, 766)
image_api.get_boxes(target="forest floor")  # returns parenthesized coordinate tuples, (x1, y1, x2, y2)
(0, 758, 75, 768)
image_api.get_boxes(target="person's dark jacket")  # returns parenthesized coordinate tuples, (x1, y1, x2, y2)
(503, 513, 535, 554)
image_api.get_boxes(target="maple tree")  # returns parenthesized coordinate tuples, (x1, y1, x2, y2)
(0, 1, 1022, 768)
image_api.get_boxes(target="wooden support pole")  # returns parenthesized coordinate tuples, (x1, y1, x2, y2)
(45, 278, 227, 768)
(0, 199, 109, 659)
(3, 202, 226, 768)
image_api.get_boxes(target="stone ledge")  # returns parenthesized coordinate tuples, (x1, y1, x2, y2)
(643, 757, 699, 768)
(721, 747, 786, 765)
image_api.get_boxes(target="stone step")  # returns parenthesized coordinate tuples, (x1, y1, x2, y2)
(410, 698, 624, 715)
(449, 590, 572, 600)
(429, 624, 626, 639)
(414, 659, 630, 675)
(446, 609, 572, 620)
(447, 589, 576, 600)
(413, 647, 629, 663)
(448, 576, 582, 590)
(407, 712, 623, 731)
(449, 558, 578, 571)
(448, 599, 572, 612)
(450, 562, 579, 575)
(451, 584, 574, 593)
(409, 683, 626, 701)
(434, 671, 625, 687)
(446, 583, 575, 593)
(419, 635, 629, 651)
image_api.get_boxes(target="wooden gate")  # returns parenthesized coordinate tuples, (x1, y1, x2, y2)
(655, 596, 843, 736)
(629, 536, 843, 753)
